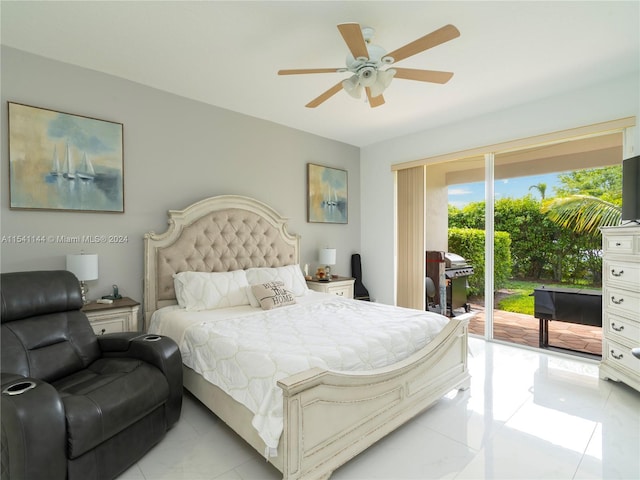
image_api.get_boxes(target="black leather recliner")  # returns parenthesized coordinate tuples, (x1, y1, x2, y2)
(1, 270, 183, 480)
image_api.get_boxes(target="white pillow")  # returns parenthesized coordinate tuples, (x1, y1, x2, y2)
(250, 281, 296, 310)
(246, 264, 308, 307)
(173, 270, 250, 311)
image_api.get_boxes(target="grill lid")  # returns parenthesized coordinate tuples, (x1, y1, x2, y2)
(445, 252, 467, 268)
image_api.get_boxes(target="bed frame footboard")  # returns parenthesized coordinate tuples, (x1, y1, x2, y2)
(277, 317, 469, 480)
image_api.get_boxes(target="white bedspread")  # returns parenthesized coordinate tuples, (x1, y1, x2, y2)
(149, 292, 449, 450)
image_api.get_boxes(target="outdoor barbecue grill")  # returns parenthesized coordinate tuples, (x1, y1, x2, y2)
(426, 251, 474, 316)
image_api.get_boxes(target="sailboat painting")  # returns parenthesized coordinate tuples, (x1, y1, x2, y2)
(8, 103, 124, 212)
(307, 163, 348, 224)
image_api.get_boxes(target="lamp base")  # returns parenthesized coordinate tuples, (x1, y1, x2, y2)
(79, 281, 90, 305)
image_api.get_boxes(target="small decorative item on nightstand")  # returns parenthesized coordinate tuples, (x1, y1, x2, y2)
(82, 297, 140, 335)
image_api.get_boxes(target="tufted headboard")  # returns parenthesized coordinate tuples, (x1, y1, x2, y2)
(143, 195, 300, 329)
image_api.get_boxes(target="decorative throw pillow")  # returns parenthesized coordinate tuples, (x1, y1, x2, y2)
(250, 281, 296, 310)
(246, 264, 309, 306)
(173, 270, 250, 311)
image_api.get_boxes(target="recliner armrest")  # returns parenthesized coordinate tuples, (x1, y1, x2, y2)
(98, 333, 183, 428)
(1, 373, 67, 480)
(96, 331, 140, 352)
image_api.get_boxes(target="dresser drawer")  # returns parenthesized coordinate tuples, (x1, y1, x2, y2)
(603, 235, 636, 255)
(604, 287, 640, 319)
(604, 339, 640, 375)
(604, 312, 640, 345)
(604, 260, 640, 291)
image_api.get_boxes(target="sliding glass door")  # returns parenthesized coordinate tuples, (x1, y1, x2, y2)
(427, 155, 487, 329)
(425, 130, 625, 351)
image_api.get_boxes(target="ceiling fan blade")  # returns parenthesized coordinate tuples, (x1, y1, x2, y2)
(337, 23, 369, 59)
(393, 68, 454, 84)
(278, 68, 343, 75)
(306, 82, 344, 108)
(385, 24, 460, 63)
(366, 88, 385, 108)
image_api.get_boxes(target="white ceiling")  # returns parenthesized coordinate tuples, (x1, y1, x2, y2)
(2, 1, 639, 147)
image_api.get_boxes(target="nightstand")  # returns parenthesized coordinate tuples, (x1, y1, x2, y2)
(82, 297, 140, 335)
(306, 277, 355, 299)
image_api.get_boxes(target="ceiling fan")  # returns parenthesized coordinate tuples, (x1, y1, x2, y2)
(278, 23, 460, 108)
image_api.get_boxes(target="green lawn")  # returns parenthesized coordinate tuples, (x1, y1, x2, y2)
(495, 280, 600, 315)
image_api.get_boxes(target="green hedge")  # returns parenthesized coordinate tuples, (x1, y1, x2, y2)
(448, 197, 605, 283)
(448, 227, 512, 295)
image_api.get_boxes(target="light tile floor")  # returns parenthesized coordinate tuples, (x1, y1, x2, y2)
(120, 338, 640, 480)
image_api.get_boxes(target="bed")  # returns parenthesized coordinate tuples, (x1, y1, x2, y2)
(143, 195, 470, 480)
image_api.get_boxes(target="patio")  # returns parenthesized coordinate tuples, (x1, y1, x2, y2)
(464, 304, 602, 357)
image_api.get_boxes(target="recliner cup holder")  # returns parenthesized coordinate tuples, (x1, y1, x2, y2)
(3, 381, 37, 396)
(143, 335, 161, 342)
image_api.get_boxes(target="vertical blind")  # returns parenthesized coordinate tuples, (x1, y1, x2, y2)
(396, 166, 426, 309)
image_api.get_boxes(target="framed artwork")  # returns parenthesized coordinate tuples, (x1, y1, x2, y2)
(307, 163, 348, 224)
(8, 102, 124, 213)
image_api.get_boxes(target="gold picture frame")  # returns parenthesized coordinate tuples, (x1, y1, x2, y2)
(8, 102, 124, 213)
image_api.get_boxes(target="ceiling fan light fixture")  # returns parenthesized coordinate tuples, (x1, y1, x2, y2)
(368, 68, 396, 98)
(358, 66, 377, 87)
(342, 75, 363, 99)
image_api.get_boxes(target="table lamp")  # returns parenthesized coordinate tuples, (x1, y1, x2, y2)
(319, 248, 337, 281)
(66, 253, 98, 304)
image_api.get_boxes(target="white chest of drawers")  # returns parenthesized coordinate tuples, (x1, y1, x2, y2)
(599, 225, 640, 392)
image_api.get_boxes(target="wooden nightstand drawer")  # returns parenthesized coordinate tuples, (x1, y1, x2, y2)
(82, 297, 140, 333)
(324, 283, 354, 298)
(306, 277, 355, 299)
(91, 318, 127, 336)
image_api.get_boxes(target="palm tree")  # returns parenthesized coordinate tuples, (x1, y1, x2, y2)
(528, 182, 547, 199)
(541, 194, 621, 236)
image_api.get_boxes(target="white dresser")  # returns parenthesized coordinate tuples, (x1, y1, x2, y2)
(599, 225, 640, 392)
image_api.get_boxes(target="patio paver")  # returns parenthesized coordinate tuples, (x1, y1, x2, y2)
(465, 304, 602, 356)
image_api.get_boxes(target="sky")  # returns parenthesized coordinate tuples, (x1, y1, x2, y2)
(448, 172, 564, 208)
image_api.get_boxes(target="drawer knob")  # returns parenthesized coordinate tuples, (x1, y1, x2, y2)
(100, 328, 106, 335)
(611, 350, 624, 360)
(611, 296, 624, 305)
(615, 242, 622, 246)
(611, 269, 624, 277)
(611, 323, 625, 332)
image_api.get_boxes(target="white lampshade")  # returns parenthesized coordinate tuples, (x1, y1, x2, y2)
(319, 248, 337, 266)
(342, 75, 363, 99)
(66, 253, 99, 281)
(369, 68, 395, 98)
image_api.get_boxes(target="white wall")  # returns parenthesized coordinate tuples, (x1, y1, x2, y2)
(361, 73, 640, 305)
(1, 47, 361, 312)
